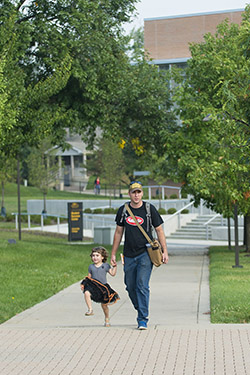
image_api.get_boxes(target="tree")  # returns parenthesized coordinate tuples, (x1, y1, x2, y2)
(27, 141, 59, 214)
(106, 27, 176, 160)
(0, 153, 16, 216)
(0, 0, 138, 145)
(0, 16, 19, 148)
(0, 7, 72, 238)
(165, 6, 250, 249)
(1, 2, 175, 237)
(86, 137, 125, 188)
(2, 1, 175, 152)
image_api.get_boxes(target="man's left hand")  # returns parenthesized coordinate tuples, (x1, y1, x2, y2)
(162, 252, 169, 264)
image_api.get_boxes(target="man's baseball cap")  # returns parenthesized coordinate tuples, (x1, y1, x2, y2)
(129, 181, 143, 193)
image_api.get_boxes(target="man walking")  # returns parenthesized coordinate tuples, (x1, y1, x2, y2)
(111, 181, 168, 330)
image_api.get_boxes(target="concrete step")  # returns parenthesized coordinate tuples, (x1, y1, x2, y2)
(170, 233, 208, 239)
(187, 219, 223, 225)
(169, 214, 219, 240)
(174, 228, 211, 234)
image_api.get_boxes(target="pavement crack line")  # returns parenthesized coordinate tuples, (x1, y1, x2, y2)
(196, 254, 206, 324)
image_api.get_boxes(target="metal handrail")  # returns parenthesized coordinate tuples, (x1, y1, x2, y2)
(203, 213, 221, 240)
(164, 201, 195, 220)
(12, 212, 67, 232)
(203, 213, 221, 226)
(164, 201, 196, 229)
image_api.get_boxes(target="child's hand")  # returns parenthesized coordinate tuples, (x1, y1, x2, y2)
(109, 265, 117, 276)
(80, 285, 84, 291)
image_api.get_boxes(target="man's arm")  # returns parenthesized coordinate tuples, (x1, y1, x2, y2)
(111, 225, 124, 266)
(155, 224, 169, 264)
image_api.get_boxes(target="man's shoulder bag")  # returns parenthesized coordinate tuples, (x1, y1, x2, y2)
(125, 203, 163, 267)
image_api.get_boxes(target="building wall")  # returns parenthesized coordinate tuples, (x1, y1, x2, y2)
(144, 10, 244, 61)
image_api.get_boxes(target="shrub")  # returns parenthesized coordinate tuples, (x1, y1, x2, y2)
(167, 208, 177, 215)
(103, 207, 115, 214)
(31, 215, 42, 224)
(44, 217, 52, 225)
(21, 215, 28, 223)
(93, 208, 103, 214)
(6, 213, 14, 222)
(84, 208, 92, 214)
(169, 194, 178, 199)
(181, 209, 189, 214)
(181, 192, 188, 198)
(158, 208, 167, 215)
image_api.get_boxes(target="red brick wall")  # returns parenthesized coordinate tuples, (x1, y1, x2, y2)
(144, 10, 243, 60)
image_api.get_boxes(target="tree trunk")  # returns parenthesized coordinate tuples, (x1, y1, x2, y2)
(43, 192, 47, 214)
(17, 156, 22, 240)
(245, 215, 250, 253)
(1, 181, 6, 217)
(1, 181, 4, 208)
(244, 216, 247, 246)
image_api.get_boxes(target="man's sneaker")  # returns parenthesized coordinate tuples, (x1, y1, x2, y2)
(138, 321, 147, 330)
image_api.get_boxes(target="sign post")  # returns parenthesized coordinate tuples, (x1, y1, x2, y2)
(68, 202, 83, 242)
(133, 171, 150, 177)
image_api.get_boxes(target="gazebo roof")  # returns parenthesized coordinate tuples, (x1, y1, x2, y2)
(46, 145, 83, 157)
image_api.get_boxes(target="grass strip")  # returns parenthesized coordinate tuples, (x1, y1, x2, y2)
(2, 182, 108, 215)
(0, 230, 119, 324)
(209, 246, 250, 324)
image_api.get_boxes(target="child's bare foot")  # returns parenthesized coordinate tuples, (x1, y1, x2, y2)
(85, 310, 94, 316)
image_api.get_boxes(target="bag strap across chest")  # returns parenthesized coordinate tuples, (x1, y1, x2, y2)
(120, 201, 152, 232)
(125, 203, 153, 246)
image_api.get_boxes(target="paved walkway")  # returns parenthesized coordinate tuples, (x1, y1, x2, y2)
(0, 240, 249, 374)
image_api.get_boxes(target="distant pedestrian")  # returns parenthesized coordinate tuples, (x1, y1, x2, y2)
(94, 177, 101, 194)
(111, 181, 168, 330)
(80, 246, 119, 327)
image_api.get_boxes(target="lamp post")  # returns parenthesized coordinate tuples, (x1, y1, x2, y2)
(17, 156, 22, 240)
(232, 203, 243, 268)
(1, 181, 6, 217)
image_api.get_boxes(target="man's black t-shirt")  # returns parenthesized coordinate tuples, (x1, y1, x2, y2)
(115, 201, 163, 258)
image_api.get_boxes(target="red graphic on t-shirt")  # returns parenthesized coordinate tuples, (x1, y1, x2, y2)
(126, 216, 144, 226)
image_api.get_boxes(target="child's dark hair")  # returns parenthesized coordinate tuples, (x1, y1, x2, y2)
(90, 246, 109, 263)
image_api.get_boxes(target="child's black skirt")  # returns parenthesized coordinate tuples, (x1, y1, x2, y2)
(81, 277, 120, 305)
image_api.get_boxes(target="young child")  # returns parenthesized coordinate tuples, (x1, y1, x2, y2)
(80, 246, 119, 327)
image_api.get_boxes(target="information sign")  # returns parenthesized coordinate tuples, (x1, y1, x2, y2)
(68, 202, 83, 241)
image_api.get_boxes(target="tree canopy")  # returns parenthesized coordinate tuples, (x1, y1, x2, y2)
(0, 6, 72, 155)
(164, 6, 250, 218)
(1, 0, 175, 156)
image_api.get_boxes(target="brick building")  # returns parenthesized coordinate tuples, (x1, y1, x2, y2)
(144, 9, 244, 70)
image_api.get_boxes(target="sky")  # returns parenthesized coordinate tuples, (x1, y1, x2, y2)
(124, 0, 249, 32)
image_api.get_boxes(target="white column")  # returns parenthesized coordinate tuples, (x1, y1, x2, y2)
(148, 187, 151, 200)
(82, 153, 87, 178)
(162, 186, 164, 200)
(59, 156, 64, 191)
(71, 155, 74, 179)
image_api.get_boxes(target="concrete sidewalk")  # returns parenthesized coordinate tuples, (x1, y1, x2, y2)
(1, 242, 250, 374)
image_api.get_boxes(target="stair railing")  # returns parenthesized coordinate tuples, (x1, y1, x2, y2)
(203, 213, 221, 240)
(164, 200, 196, 229)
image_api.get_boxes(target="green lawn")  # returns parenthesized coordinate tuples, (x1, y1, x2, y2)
(209, 246, 250, 324)
(2, 182, 108, 215)
(0, 230, 120, 324)
(1, 201, 250, 325)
